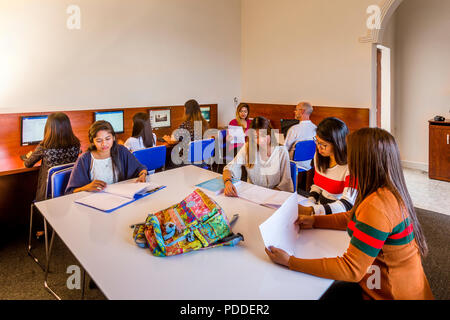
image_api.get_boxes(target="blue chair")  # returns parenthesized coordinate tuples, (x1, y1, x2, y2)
(219, 129, 227, 149)
(51, 167, 73, 198)
(44, 166, 87, 300)
(189, 138, 215, 169)
(132, 145, 167, 173)
(293, 140, 316, 173)
(46, 163, 75, 198)
(290, 161, 298, 193)
(214, 129, 230, 172)
(27, 163, 75, 271)
(293, 140, 316, 192)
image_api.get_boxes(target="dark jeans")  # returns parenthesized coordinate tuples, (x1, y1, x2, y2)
(319, 281, 363, 300)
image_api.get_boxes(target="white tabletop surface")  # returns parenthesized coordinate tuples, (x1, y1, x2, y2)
(35, 165, 350, 300)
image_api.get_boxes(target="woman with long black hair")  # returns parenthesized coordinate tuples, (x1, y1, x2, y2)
(124, 112, 156, 152)
(65, 120, 147, 194)
(298, 117, 357, 216)
(24, 112, 81, 201)
(265, 127, 433, 300)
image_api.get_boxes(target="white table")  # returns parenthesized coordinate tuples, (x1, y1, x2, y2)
(35, 165, 350, 300)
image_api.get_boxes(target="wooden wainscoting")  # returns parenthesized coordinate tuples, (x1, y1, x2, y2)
(244, 103, 370, 133)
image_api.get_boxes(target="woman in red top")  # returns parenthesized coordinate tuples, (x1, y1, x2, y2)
(227, 103, 252, 154)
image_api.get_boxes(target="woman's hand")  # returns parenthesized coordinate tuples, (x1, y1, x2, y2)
(294, 214, 315, 230)
(83, 180, 107, 192)
(163, 135, 176, 145)
(265, 246, 290, 267)
(136, 170, 147, 183)
(298, 204, 314, 216)
(224, 180, 238, 197)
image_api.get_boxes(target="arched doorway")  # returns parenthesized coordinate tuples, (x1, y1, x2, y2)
(359, 0, 404, 130)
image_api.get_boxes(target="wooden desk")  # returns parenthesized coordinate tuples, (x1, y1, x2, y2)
(0, 138, 168, 229)
(35, 165, 350, 300)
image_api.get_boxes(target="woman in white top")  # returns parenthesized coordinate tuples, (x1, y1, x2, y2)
(223, 117, 294, 196)
(66, 120, 147, 194)
(124, 112, 157, 153)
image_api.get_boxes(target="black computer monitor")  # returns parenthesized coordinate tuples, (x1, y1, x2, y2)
(149, 109, 171, 128)
(94, 110, 124, 133)
(280, 119, 300, 137)
(200, 106, 211, 122)
(21, 115, 49, 146)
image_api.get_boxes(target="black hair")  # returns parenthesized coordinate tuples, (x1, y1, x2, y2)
(88, 120, 124, 182)
(131, 112, 154, 148)
(316, 117, 349, 172)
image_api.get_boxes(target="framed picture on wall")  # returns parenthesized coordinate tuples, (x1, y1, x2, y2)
(149, 109, 171, 128)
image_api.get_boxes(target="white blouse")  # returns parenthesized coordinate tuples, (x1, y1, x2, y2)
(224, 145, 294, 192)
(124, 134, 157, 153)
(90, 155, 117, 185)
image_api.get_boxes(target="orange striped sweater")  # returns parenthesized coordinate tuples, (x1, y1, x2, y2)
(289, 188, 434, 300)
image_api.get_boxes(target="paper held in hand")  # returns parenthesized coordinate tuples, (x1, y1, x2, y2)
(259, 193, 299, 256)
(228, 125, 246, 144)
(75, 181, 164, 213)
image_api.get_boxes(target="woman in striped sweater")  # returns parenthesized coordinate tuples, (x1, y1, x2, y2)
(265, 128, 433, 300)
(299, 117, 357, 216)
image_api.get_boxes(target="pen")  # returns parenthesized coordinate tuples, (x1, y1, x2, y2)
(229, 214, 239, 226)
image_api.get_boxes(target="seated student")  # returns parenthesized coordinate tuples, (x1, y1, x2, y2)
(227, 103, 252, 154)
(298, 117, 357, 216)
(124, 112, 157, 152)
(65, 120, 147, 194)
(265, 127, 434, 300)
(24, 112, 81, 201)
(223, 116, 294, 195)
(163, 99, 209, 144)
(284, 102, 317, 170)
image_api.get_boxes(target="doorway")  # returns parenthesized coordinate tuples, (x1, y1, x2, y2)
(376, 44, 391, 132)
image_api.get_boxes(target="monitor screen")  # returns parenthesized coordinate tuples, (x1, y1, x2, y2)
(21, 115, 48, 146)
(149, 109, 171, 128)
(200, 106, 211, 122)
(280, 119, 300, 137)
(94, 110, 124, 133)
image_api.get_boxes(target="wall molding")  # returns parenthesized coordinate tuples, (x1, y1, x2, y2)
(401, 160, 429, 173)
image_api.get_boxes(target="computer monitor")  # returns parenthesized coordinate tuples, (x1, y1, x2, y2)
(94, 110, 124, 134)
(280, 119, 300, 137)
(21, 115, 49, 146)
(200, 106, 211, 122)
(149, 109, 171, 128)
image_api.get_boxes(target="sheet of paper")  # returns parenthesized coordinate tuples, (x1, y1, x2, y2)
(259, 193, 299, 255)
(264, 190, 294, 207)
(75, 192, 131, 212)
(228, 125, 246, 144)
(235, 182, 293, 208)
(104, 182, 159, 199)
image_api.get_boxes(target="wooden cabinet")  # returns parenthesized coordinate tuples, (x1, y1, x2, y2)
(429, 120, 450, 182)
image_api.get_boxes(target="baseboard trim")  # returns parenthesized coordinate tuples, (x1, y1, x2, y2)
(401, 160, 429, 172)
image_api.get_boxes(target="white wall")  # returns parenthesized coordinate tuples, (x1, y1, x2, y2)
(0, 0, 242, 126)
(394, 0, 450, 170)
(241, 0, 375, 110)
